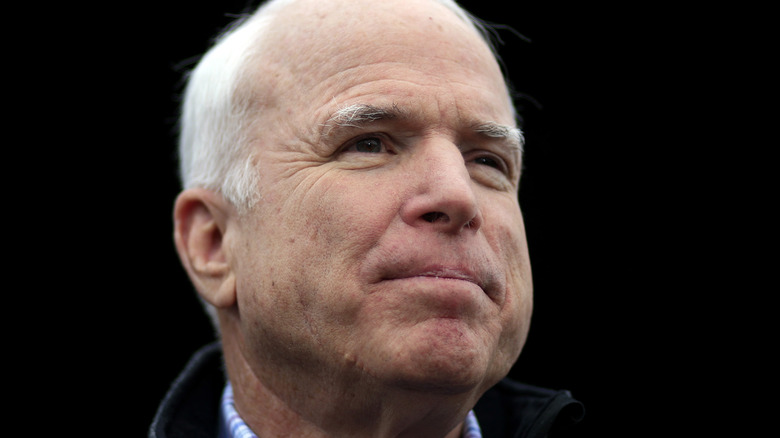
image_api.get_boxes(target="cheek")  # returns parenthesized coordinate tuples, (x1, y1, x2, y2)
(486, 203, 534, 364)
(296, 178, 396, 310)
(254, 173, 400, 326)
(296, 173, 398, 256)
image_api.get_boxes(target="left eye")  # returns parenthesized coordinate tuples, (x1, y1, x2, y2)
(471, 154, 509, 175)
(473, 156, 502, 169)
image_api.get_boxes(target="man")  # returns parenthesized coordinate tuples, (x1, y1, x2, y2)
(151, 0, 584, 436)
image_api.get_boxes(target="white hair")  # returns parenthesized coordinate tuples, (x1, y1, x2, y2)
(178, 0, 298, 213)
(177, 0, 515, 326)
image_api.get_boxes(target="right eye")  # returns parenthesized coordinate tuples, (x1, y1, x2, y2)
(346, 136, 387, 154)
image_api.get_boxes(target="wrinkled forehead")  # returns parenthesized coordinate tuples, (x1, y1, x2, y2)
(244, 0, 510, 114)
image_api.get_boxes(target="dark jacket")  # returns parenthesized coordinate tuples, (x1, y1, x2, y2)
(150, 343, 584, 438)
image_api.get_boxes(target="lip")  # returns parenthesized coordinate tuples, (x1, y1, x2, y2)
(362, 243, 504, 304)
(381, 264, 495, 300)
(392, 266, 482, 287)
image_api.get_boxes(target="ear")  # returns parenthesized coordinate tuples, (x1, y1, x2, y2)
(173, 188, 237, 309)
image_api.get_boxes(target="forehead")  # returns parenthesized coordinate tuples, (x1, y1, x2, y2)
(247, 0, 513, 123)
(268, 0, 482, 55)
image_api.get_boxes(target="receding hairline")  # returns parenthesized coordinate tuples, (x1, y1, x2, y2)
(230, 0, 510, 98)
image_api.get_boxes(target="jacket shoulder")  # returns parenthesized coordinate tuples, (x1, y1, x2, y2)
(149, 342, 225, 438)
(474, 378, 585, 438)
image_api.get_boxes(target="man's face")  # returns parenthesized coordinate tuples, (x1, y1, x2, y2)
(227, 0, 533, 395)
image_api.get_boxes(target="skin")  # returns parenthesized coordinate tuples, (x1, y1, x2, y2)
(174, 0, 533, 437)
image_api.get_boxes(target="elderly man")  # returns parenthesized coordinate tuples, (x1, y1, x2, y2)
(151, 0, 583, 436)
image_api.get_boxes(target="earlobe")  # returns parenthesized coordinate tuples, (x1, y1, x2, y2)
(173, 188, 237, 309)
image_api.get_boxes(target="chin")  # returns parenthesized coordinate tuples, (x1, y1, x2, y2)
(379, 318, 499, 395)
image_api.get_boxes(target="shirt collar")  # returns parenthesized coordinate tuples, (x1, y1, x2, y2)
(219, 383, 258, 438)
(220, 383, 483, 438)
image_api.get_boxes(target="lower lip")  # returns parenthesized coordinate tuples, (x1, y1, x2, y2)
(387, 274, 479, 284)
(380, 276, 484, 310)
(389, 274, 480, 289)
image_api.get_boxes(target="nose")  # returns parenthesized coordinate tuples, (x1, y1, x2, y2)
(399, 140, 483, 234)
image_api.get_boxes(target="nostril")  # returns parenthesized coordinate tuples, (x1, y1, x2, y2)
(421, 212, 448, 223)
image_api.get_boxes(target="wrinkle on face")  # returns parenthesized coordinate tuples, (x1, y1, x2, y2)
(223, 2, 531, 427)
(245, 0, 512, 130)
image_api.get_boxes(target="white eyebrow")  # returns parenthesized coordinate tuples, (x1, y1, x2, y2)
(322, 103, 524, 152)
(321, 104, 401, 136)
(474, 122, 524, 152)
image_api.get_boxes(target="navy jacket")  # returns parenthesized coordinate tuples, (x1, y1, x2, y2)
(150, 343, 584, 437)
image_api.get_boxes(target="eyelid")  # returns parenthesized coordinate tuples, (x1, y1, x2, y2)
(340, 132, 395, 154)
(464, 149, 511, 175)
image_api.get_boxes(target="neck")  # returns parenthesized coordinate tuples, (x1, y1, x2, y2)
(220, 327, 478, 438)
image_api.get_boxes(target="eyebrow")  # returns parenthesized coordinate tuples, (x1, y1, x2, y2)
(321, 103, 402, 136)
(474, 122, 524, 152)
(321, 103, 523, 151)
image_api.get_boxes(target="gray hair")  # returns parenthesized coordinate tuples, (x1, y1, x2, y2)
(178, 0, 295, 213)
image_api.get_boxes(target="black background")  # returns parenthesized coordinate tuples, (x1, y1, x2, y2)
(27, 0, 745, 435)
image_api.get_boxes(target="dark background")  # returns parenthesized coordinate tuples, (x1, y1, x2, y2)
(31, 0, 741, 435)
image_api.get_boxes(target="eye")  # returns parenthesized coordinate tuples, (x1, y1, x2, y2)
(473, 155, 503, 170)
(466, 150, 516, 189)
(470, 153, 508, 174)
(343, 136, 394, 154)
(355, 137, 383, 153)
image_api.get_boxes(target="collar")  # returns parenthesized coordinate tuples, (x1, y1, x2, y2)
(219, 382, 482, 438)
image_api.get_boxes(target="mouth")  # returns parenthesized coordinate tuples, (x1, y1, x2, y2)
(375, 263, 499, 319)
(382, 264, 494, 298)
(400, 266, 482, 287)
(362, 245, 504, 305)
